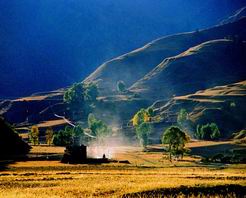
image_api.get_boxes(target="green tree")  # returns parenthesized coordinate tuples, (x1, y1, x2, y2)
(177, 108, 188, 126)
(146, 107, 154, 117)
(29, 126, 39, 145)
(45, 127, 54, 146)
(132, 108, 152, 148)
(136, 122, 152, 148)
(53, 126, 73, 146)
(162, 126, 190, 161)
(195, 124, 202, 139)
(117, 80, 126, 93)
(88, 113, 111, 139)
(63, 82, 99, 118)
(195, 123, 221, 140)
(64, 83, 85, 106)
(72, 125, 84, 145)
(210, 123, 221, 140)
(84, 83, 99, 103)
(53, 125, 86, 146)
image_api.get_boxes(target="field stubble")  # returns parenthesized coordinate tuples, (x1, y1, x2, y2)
(0, 143, 245, 197)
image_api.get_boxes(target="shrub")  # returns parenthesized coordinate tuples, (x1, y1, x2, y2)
(195, 123, 221, 140)
(117, 80, 126, 93)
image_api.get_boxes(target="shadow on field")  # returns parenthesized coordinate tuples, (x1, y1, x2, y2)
(145, 147, 165, 153)
(0, 160, 15, 171)
(122, 184, 246, 198)
(190, 143, 245, 157)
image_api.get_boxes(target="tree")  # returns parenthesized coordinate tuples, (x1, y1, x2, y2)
(117, 80, 126, 93)
(53, 126, 73, 146)
(136, 122, 152, 148)
(88, 113, 111, 139)
(195, 124, 202, 139)
(29, 126, 39, 145)
(132, 108, 152, 148)
(210, 123, 221, 140)
(72, 125, 84, 145)
(64, 83, 85, 106)
(132, 108, 150, 127)
(84, 83, 99, 103)
(45, 127, 54, 146)
(53, 125, 86, 146)
(177, 108, 188, 126)
(64, 82, 99, 117)
(146, 107, 154, 117)
(195, 123, 221, 140)
(162, 126, 190, 161)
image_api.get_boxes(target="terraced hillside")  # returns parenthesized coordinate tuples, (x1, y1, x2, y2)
(150, 81, 246, 139)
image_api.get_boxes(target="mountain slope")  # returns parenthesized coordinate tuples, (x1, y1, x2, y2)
(150, 81, 246, 139)
(3, 0, 242, 98)
(84, 17, 246, 94)
(130, 39, 246, 101)
(220, 7, 246, 24)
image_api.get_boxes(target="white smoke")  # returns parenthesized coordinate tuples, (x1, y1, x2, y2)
(87, 127, 132, 159)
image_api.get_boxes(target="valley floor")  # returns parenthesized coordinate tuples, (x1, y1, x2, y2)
(0, 142, 245, 197)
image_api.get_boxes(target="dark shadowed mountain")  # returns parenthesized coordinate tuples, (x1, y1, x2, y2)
(1, 0, 245, 98)
(86, 18, 246, 95)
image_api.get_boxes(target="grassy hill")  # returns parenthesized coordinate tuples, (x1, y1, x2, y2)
(0, 17, 246, 135)
(150, 81, 246, 139)
(130, 39, 246, 102)
(84, 17, 246, 95)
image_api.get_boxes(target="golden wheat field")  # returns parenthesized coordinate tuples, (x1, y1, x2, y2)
(0, 143, 245, 198)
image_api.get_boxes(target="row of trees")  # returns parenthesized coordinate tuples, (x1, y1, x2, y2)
(131, 107, 189, 160)
(64, 82, 98, 106)
(53, 114, 111, 146)
(53, 125, 84, 146)
(29, 126, 53, 145)
(177, 108, 221, 140)
(29, 113, 111, 146)
(64, 80, 128, 109)
(131, 107, 221, 160)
